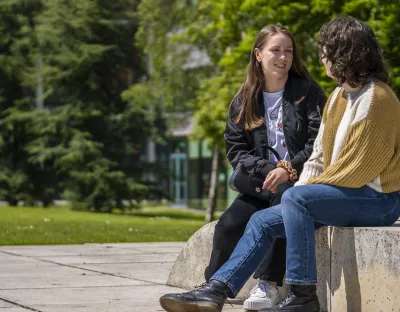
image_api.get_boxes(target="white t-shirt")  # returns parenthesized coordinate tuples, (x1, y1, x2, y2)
(263, 90, 290, 165)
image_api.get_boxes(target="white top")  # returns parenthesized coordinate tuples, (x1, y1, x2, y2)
(263, 90, 290, 165)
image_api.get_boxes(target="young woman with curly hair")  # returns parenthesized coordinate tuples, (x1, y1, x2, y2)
(159, 15, 400, 312)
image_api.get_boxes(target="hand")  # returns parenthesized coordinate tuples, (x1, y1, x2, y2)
(263, 168, 290, 193)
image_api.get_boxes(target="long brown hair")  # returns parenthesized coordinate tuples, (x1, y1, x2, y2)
(234, 24, 310, 130)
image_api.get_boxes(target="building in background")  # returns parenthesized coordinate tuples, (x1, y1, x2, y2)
(140, 115, 236, 210)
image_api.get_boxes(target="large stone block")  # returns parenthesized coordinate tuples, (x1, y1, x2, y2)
(316, 226, 331, 312)
(166, 222, 219, 291)
(328, 226, 400, 312)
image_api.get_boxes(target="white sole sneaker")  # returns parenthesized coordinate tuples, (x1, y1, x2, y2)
(243, 299, 275, 310)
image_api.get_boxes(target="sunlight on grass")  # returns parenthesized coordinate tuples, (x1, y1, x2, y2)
(0, 206, 217, 245)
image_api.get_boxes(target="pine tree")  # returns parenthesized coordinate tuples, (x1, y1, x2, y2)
(0, 0, 43, 205)
(27, 0, 152, 211)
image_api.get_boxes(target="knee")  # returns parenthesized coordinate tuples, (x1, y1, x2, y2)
(281, 186, 311, 217)
(247, 210, 265, 230)
(215, 212, 245, 235)
(281, 186, 305, 206)
(246, 209, 282, 239)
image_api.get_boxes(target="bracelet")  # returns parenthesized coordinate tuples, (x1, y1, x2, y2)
(276, 160, 298, 181)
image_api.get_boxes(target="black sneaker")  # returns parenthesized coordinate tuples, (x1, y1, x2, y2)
(159, 280, 229, 312)
(266, 285, 320, 312)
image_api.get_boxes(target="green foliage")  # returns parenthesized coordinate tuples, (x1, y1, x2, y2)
(30, 0, 150, 212)
(0, 0, 44, 205)
(150, 0, 400, 153)
(0, 169, 33, 206)
(134, 0, 209, 113)
(0, 0, 156, 211)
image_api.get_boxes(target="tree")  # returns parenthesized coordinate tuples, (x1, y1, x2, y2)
(0, 0, 43, 205)
(26, 0, 153, 211)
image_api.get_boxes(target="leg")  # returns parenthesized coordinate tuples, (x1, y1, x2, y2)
(210, 205, 286, 297)
(205, 194, 269, 281)
(253, 182, 294, 284)
(281, 184, 400, 285)
(253, 238, 286, 284)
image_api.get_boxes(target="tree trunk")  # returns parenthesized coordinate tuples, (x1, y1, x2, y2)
(206, 148, 219, 222)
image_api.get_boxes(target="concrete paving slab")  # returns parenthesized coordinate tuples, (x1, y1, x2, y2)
(38, 253, 178, 265)
(28, 288, 244, 312)
(0, 300, 15, 308)
(30, 302, 243, 312)
(114, 242, 186, 254)
(0, 253, 39, 265)
(112, 242, 186, 248)
(125, 246, 185, 254)
(0, 242, 240, 311)
(1, 285, 180, 306)
(0, 262, 88, 278)
(0, 274, 150, 290)
(74, 262, 175, 284)
(0, 244, 146, 257)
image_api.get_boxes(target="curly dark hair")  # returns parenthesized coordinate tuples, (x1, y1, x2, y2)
(317, 15, 389, 87)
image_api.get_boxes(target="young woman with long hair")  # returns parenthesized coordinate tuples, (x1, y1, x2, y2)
(207, 24, 325, 311)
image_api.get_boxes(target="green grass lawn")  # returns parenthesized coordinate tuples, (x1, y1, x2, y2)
(0, 206, 219, 246)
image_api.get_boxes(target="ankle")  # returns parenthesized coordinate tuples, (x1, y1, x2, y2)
(290, 284, 317, 297)
(207, 280, 233, 298)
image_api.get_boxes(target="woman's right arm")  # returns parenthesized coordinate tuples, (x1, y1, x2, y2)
(224, 96, 274, 175)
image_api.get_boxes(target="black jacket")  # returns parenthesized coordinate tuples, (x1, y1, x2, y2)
(224, 72, 326, 178)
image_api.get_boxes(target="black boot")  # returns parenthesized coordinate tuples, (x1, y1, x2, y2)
(159, 280, 229, 312)
(267, 285, 320, 311)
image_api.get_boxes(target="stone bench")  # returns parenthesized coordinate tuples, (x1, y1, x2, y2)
(166, 221, 400, 312)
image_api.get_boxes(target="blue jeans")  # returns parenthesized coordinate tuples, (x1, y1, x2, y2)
(210, 184, 400, 297)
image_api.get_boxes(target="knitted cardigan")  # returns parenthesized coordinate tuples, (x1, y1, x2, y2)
(296, 80, 400, 193)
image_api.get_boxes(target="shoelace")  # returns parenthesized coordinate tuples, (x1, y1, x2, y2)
(194, 282, 207, 289)
(194, 282, 234, 309)
(250, 282, 273, 297)
(279, 291, 295, 307)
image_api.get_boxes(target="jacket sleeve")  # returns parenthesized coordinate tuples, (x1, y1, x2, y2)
(224, 96, 275, 176)
(290, 82, 326, 173)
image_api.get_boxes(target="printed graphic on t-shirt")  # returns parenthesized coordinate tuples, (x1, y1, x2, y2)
(263, 90, 290, 164)
(270, 105, 279, 121)
(268, 137, 275, 147)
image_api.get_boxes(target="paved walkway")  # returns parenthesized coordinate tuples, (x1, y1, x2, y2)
(0, 242, 243, 311)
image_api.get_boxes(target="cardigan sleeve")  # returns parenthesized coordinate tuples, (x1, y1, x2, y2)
(294, 122, 325, 186)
